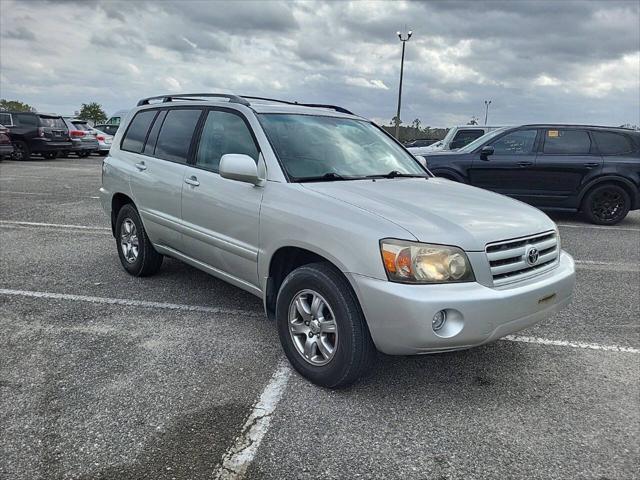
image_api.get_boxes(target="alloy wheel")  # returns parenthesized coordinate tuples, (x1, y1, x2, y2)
(288, 289, 338, 366)
(120, 218, 139, 263)
(591, 189, 625, 222)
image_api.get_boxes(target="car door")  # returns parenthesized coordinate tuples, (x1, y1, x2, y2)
(468, 128, 539, 199)
(125, 107, 202, 249)
(181, 108, 263, 289)
(531, 128, 602, 208)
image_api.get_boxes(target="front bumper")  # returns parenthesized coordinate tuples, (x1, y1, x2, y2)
(348, 251, 575, 355)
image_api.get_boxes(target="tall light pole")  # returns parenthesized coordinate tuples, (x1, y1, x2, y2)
(484, 100, 492, 125)
(395, 29, 412, 139)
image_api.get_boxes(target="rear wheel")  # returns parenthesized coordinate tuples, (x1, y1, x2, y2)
(12, 141, 30, 161)
(582, 184, 630, 225)
(42, 152, 58, 160)
(77, 151, 90, 158)
(276, 263, 376, 388)
(59, 150, 70, 158)
(115, 204, 163, 276)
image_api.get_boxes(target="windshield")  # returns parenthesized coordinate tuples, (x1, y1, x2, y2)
(259, 114, 426, 181)
(457, 127, 510, 153)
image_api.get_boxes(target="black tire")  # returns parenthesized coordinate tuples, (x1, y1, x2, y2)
(12, 141, 30, 161)
(59, 150, 70, 158)
(115, 204, 163, 276)
(276, 262, 376, 388)
(42, 152, 58, 160)
(582, 183, 631, 225)
(77, 151, 90, 158)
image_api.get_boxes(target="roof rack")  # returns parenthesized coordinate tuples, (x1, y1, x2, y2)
(240, 96, 354, 115)
(136, 93, 354, 115)
(137, 93, 250, 107)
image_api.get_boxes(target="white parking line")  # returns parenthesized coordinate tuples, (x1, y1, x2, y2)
(501, 335, 639, 354)
(574, 260, 639, 272)
(0, 288, 264, 317)
(558, 223, 639, 232)
(215, 362, 291, 480)
(0, 220, 110, 231)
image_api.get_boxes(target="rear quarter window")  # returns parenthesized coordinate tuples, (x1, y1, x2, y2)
(0, 113, 13, 126)
(591, 131, 635, 155)
(121, 110, 157, 153)
(15, 114, 39, 127)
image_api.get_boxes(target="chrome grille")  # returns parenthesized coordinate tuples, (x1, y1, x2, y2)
(486, 231, 559, 286)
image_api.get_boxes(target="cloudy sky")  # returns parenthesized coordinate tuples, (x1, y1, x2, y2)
(1, 0, 638, 127)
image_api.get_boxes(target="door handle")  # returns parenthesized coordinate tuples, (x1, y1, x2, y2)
(517, 161, 533, 167)
(135, 161, 147, 171)
(584, 162, 600, 169)
(184, 176, 200, 187)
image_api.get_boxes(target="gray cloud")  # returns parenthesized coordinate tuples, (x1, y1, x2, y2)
(0, 0, 638, 127)
(2, 25, 36, 41)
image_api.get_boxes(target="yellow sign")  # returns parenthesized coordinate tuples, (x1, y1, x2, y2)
(548, 130, 559, 137)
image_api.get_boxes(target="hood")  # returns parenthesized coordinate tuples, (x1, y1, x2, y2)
(302, 178, 555, 251)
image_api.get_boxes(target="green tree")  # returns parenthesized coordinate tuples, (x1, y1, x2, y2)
(0, 99, 35, 112)
(78, 102, 107, 124)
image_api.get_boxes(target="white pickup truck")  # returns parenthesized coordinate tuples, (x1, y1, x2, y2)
(409, 125, 504, 155)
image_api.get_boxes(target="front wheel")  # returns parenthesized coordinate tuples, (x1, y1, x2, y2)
(276, 263, 376, 388)
(115, 204, 163, 276)
(582, 184, 630, 225)
(42, 152, 58, 160)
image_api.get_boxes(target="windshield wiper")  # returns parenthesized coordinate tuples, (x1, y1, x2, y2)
(296, 172, 365, 183)
(365, 170, 429, 179)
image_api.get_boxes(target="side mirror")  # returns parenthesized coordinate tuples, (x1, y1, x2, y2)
(415, 155, 428, 169)
(480, 145, 494, 160)
(219, 154, 261, 185)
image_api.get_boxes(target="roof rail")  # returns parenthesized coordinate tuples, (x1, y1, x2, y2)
(241, 96, 354, 115)
(136, 93, 354, 115)
(137, 93, 250, 107)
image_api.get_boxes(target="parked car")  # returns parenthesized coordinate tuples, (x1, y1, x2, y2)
(0, 124, 14, 159)
(425, 124, 640, 225)
(91, 127, 113, 155)
(100, 93, 575, 388)
(404, 138, 438, 148)
(409, 125, 504, 155)
(1, 112, 72, 160)
(60, 118, 99, 158)
(93, 124, 119, 136)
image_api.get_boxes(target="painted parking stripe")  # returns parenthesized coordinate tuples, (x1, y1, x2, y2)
(558, 223, 639, 232)
(1, 288, 637, 354)
(574, 260, 639, 272)
(215, 362, 291, 479)
(0, 288, 264, 318)
(0, 220, 110, 231)
(501, 335, 639, 354)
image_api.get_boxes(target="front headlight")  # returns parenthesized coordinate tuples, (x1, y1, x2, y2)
(380, 239, 475, 284)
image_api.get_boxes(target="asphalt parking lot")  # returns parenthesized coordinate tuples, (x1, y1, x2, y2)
(1, 155, 638, 480)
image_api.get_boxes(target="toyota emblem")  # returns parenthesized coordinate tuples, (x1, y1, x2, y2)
(525, 246, 539, 266)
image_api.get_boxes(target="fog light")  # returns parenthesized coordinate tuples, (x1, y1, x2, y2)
(432, 310, 447, 332)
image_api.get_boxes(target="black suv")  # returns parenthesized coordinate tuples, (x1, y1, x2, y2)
(425, 125, 640, 225)
(0, 111, 72, 160)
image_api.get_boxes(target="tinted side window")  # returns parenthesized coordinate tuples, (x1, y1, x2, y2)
(543, 129, 591, 154)
(0, 113, 12, 126)
(450, 129, 483, 149)
(592, 131, 634, 155)
(15, 114, 38, 127)
(143, 110, 167, 155)
(155, 109, 202, 163)
(122, 110, 157, 153)
(195, 110, 259, 172)
(491, 129, 537, 154)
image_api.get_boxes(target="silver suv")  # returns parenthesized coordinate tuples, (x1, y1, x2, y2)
(100, 93, 576, 388)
